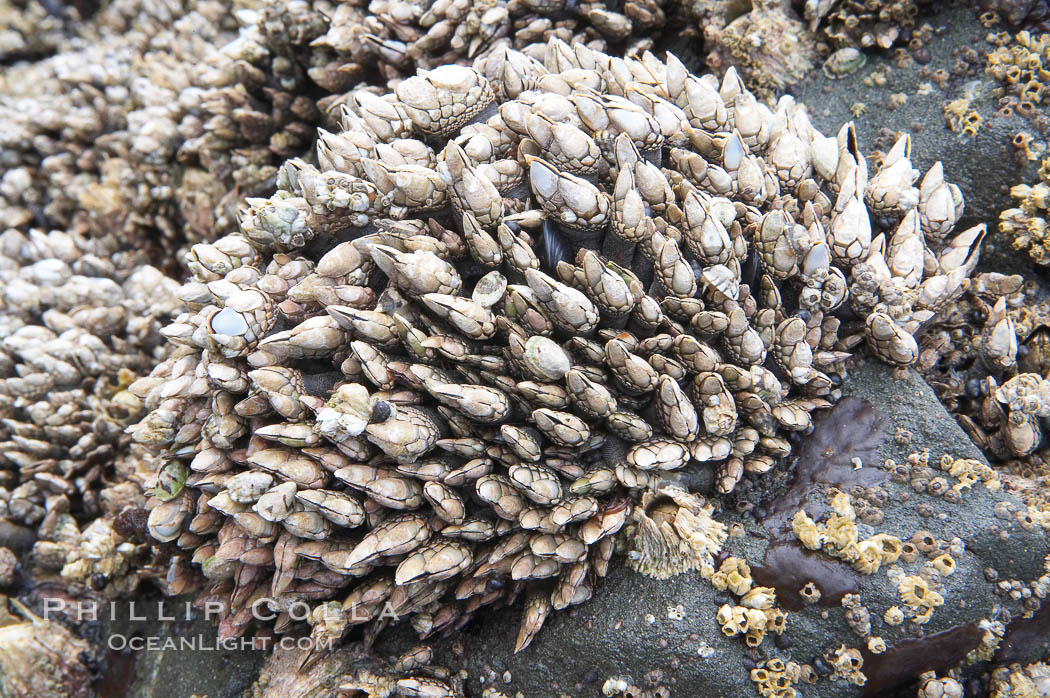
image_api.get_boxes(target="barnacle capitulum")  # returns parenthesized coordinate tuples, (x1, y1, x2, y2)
(823, 48, 867, 79)
(0, 596, 95, 698)
(128, 41, 986, 654)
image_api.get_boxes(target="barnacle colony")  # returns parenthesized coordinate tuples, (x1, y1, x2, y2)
(1000, 157, 1050, 266)
(0, 227, 181, 595)
(131, 43, 986, 651)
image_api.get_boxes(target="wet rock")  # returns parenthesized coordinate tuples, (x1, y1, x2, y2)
(373, 359, 1050, 697)
(97, 592, 266, 698)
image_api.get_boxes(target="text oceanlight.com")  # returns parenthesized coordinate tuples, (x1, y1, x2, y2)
(38, 598, 399, 652)
(106, 635, 337, 652)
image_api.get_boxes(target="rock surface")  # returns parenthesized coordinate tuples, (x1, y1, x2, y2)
(95, 596, 267, 698)
(370, 359, 1050, 697)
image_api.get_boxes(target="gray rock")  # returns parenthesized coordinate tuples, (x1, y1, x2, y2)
(791, 2, 1046, 288)
(96, 593, 267, 698)
(373, 360, 1050, 697)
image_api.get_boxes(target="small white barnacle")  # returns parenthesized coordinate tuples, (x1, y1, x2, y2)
(602, 677, 629, 696)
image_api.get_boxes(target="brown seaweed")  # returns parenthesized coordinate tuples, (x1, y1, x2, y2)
(754, 397, 889, 610)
